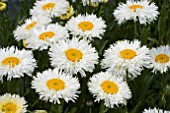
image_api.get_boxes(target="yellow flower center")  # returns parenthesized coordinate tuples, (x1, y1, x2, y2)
(155, 54, 169, 63)
(120, 49, 136, 59)
(129, 4, 143, 12)
(39, 31, 55, 41)
(46, 78, 65, 91)
(65, 48, 83, 62)
(101, 80, 119, 94)
(25, 21, 37, 30)
(2, 103, 17, 113)
(2, 57, 20, 68)
(78, 21, 94, 31)
(42, 3, 55, 10)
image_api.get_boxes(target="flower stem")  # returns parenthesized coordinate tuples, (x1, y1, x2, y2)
(134, 22, 138, 39)
(99, 101, 108, 113)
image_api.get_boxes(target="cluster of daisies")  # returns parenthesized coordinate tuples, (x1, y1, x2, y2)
(0, 0, 169, 112)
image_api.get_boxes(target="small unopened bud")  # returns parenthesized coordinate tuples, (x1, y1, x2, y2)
(86, 100, 93, 107)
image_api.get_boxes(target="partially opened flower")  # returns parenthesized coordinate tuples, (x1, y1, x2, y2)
(48, 38, 99, 77)
(147, 45, 170, 73)
(14, 17, 51, 41)
(59, 5, 74, 20)
(113, 0, 159, 25)
(30, 0, 69, 18)
(65, 14, 106, 40)
(88, 72, 132, 108)
(101, 40, 150, 79)
(0, 93, 27, 113)
(0, 2, 6, 11)
(0, 46, 37, 81)
(26, 23, 69, 50)
(143, 107, 170, 113)
(32, 68, 80, 104)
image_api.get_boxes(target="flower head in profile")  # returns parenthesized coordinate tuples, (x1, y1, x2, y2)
(88, 72, 132, 108)
(101, 40, 150, 79)
(143, 107, 170, 113)
(147, 45, 170, 74)
(32, 68, 80, 104)
(0, 93, 27, 113)
(0, 46, 37, 81)
(60, 5, 74, 20)
(48, 38, 99, 77)
(65, 14, 106, 40)
(113, 0, 159, 25)
(81, 0, 108, 6)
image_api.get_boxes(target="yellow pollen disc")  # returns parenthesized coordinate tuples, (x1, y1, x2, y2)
(46, 78, 65, 91)
(78, 21, 94, 31)
(65, 48, 83, 62)
(101, 80, 119, 94)
(2, 57, 20, 68)
(155, 54, 169, 63)
(25, 21, 37, 30)
(2, 103, 17, 113)
(120, 49, 136, 59)
(42, 3, 55, 10)
(129, 4, 143, 12)
(39, 31, 55, 41)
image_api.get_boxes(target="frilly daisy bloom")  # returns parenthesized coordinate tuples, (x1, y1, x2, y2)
(0, 46, 37, 81)
(65, 14, 106, 40)
(0, 93, 27, 113)
(59, 5, 74, 20)
(48, 38, 99, 77)
(147, 45, 170, 74)
(14, 16, 51, 41)
(113, 0, 159, 25)
(32, 68, 80, 104)
(30, 0, 69, 18)
(81, 0, 108, 6)
(88, 72, 132, 108)
(143, 107, 170, 113)
(26, 23, 69, 50)
(101, 40, 150, 79)
(0, 2, 6, 11)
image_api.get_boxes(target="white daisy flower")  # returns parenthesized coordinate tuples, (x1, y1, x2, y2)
(32, 68, 80, 104)
(0, 46, 37, 81)
(81, 0, 108, 6)
(30, 0, 69, 18)
(148, 45, 170, 74)
(88, 72, 132, 108)
(101, 40, 150, 79)
(0, 93, 27, 113)
(14, 16, 51, 41)
(143, 107, 170, 113)
(26, 23, 69, 50)
(113, 0, 159, 25)
(48, 38, 99, 77)
(65, 14, 106, 40)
